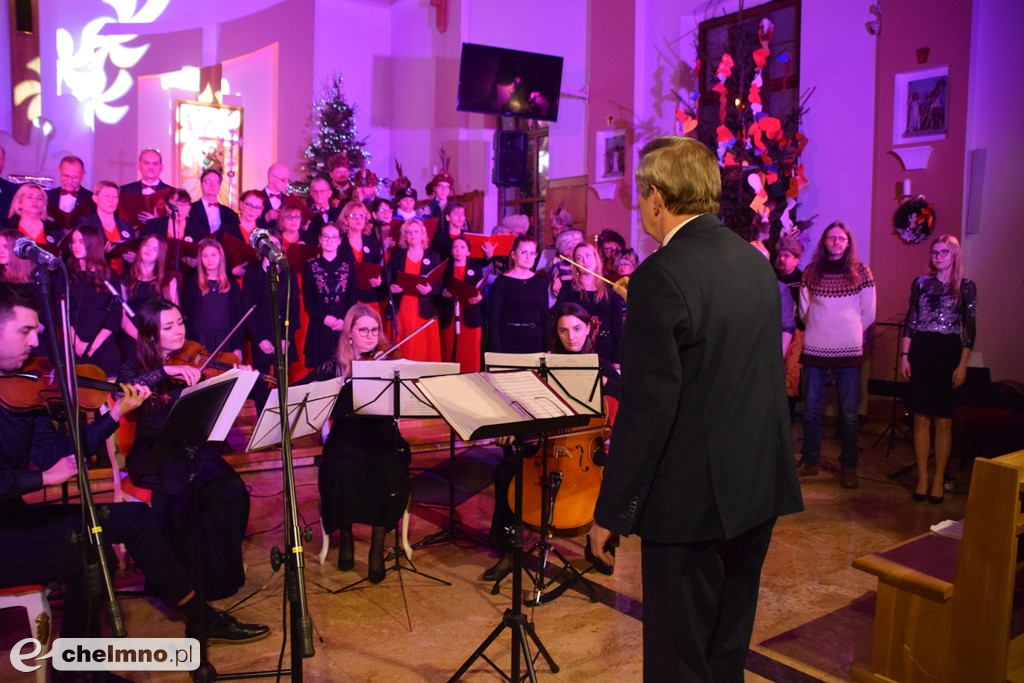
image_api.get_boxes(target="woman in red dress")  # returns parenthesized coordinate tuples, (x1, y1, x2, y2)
(439, 235, 485, 371)
(387, 219, 442, 361)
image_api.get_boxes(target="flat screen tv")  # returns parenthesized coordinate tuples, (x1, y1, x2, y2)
(456, 43, 564, 122)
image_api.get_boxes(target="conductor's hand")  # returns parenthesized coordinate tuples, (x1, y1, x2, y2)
(109, 383, 152, 421)
(588, 523, 619, 568)
(164, 364, 202, 386)
(612, 276, 629, 301)
(42, 455, 79, 486)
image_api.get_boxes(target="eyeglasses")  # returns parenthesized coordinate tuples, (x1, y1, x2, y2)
(516, 249, 537, 256)
(270, 175, 290, 183)
(354, 326, 379, 337)
(242, 202, 263, 211)
(826, 235, 848, 243)
(348, 214, 368, 220)
(930, 248, 950, 257)
(320, 234, 341, 242)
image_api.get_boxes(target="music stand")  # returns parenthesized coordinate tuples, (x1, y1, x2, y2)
(415, 370, 589, 683)
(333, 360, 458, 631)
(484, 352, 604, 605)
(246, 379, 341, 452)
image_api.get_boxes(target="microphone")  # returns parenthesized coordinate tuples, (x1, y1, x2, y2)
(249, 228, 289, 269)
(454, 299, 461, 336)
(13, 237, 62, 271)
(102, 279, 136, 318)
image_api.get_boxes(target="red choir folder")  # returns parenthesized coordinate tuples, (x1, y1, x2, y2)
(220, 233, 260, 271)
(447, 275, 486, 304)
(395, 259, 447, 295)
(117, 188, 172, 229)
(464, 232, 514, 259)
(353, 261, 384, 289)
(285, 242, 319, 271)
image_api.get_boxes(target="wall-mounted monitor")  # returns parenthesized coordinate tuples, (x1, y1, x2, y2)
(456, 43, 564, 122)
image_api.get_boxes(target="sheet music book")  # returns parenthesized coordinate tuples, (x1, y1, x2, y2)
(395, 259, 447, 294)
(246, 377, 342, 451)
(172, 367, 260, 442)
(415, 370, 587, 441)
(463, 232, 514, 259)
(484, 352, 604, 415)
(351, 359, 460, 418)
(353, 261, 384, 289)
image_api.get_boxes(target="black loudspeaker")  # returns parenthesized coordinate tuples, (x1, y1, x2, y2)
(492, 130, 528, 187)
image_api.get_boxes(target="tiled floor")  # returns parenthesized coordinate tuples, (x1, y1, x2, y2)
(1, 412, 972, 682)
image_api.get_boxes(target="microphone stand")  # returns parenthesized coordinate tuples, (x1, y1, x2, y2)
(219, 260, 315, 680)
(35, 264, 127, 649)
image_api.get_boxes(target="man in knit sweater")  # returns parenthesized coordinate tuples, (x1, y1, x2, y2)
(796, 221, 876, 488)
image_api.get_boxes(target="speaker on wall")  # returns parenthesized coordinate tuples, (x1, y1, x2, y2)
(493, 130, 528, 187)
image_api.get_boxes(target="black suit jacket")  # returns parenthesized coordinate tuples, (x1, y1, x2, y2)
(186, 200, 241, 242)
(0, 177, 19, 221)
(119, 180, 173, 195)
(593, 214, 803, 544)
(46, 187, 94, 213)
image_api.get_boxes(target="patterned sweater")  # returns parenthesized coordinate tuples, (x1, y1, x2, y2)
(799, 260, 876, 367)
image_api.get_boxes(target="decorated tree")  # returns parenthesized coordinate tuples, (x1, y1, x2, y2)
(301, 73, 369, 184)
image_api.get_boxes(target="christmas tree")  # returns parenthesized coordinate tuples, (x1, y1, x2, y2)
(301, 73, 369, 184)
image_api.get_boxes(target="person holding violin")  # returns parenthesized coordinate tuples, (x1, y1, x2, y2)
(301, 303, 409, 582)
(117, 298, 252, 600)
(183, 237, 243, 363)
(242, 228, 300, 409)
(483, 302, 621, 583)
(65, 225, 123, 378)
(0, 283, 269, 645)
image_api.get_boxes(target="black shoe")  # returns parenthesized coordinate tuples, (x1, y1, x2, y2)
(482, 554, 513, 583)
(187, 611, 270, 645)
(928, 495, 944, 505)
(912, 492, 927, 502)
(338, 526, 355, 571)
(584, 535, 615, 576)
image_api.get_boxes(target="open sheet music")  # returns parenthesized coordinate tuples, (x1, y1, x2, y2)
(247, 377, 342, 451)
(415, 370, 585, 441)
(484, 352, 603, 415)
(352, 359, 460, 418)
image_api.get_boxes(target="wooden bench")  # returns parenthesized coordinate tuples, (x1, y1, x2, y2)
(853, 449, 1024, 682)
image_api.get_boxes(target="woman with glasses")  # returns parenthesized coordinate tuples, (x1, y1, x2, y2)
(301, 304, 410, 582)
(338, 200, 385, 319)
(486, 234, 548, 353)
(555, 241, 625, 365)
(386, 219, 442, 361)
(302, 222, 355, 368)
(74, 180, 134, 243)
(143, 188, 197, 242)
(223, 189, 265, 246)
(796, 221, 876, 489)
(900, 235, 977, 504)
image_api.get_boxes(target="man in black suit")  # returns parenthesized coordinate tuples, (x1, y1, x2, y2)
(187, 168, 240, 241)
(590, 136, 803, 682)
(305, 175, 339, 242)
(258, 162, 291, 228)
(0, 145, 19, 220)
(120, 147, 173, 196)
(45, 155, 94, 220)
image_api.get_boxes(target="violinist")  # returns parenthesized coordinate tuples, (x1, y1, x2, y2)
(0, 283, 268, 644)
(302, 304, 409, 582)
(183, 237, 243, 362)
(66, 225, 123, 378)
(117, 298, 251, 600)
(483, 302, 620, 583)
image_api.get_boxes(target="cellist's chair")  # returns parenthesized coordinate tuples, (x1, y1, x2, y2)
(0, 584, 52, 683)
(317, 501, 413, 565)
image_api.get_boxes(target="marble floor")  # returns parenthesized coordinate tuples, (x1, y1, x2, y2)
(1, 407, 973, 682)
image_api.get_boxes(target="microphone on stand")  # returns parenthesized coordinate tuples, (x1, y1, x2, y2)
(249, 228, 290, 269)
(13, 237, 62, 271)
(102, 279, 136, 319)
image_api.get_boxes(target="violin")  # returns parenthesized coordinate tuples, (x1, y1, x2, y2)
(0, 355, 120, 412)
(166, 339, 278, 388)
(513, 397, 616, 537)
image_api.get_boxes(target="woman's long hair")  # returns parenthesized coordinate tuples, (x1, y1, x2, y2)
(0, 229, 33, 283)
(127, 234, 170, 298)
(67, 225, 111, 288)
(929, 234, 965, 306)
(135, 298, 180, 372)
(803, 220, 863, 289)
(569, 242, 609, 302)
(336, 304, 387, 379)
(197, 237, 230, 295)
(549, 301, 594, 354)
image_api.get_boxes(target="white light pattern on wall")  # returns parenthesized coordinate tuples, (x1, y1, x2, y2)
(55, 0, 171, 129)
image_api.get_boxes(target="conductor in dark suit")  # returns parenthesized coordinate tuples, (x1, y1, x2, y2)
(187, 168, 240, 241)
(589, 136, 803, 682)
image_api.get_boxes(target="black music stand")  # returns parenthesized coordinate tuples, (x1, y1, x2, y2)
(332, 361, 457, 630)
(484, 353, 605, 605)
(415, 370, 589, 683)
(872, 319, 911, 461)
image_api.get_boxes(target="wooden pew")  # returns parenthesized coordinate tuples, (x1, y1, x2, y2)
(852, 449, 1024, 682)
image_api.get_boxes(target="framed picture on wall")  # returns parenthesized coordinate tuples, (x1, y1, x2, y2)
(893, 66, 949, 145)
(175, 101, 244, 208)
(595, 129, 626, 181)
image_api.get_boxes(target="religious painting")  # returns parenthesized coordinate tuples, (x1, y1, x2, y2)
(893, 66, 949, 145)
(175, 101, 243, 208)
(596, 129, 626, 181)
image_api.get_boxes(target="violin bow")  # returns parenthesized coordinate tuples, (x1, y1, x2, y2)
(373, 317, 437, 360)
(196, 305, 257, 375)
(557, 254, 617, 287)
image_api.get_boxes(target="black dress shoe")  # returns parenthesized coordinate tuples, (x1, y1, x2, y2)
(928, 495, 944, 505)
(584, 535, 615, 576)
(338, 526, 355, 571)
(369, 563, 387, 584)
(482, 554, 513, 583)
(188, 611, 270, 645)
(912, 492, 927, 502)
